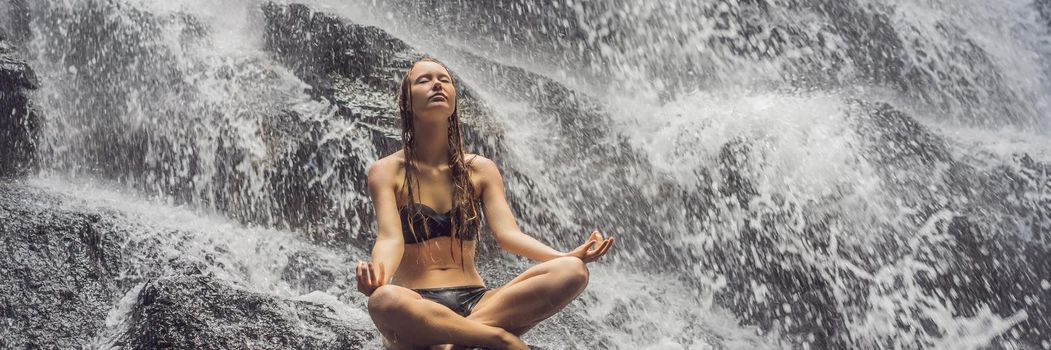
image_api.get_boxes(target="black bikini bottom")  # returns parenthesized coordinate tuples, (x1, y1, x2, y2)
(413, 285, 490, 317)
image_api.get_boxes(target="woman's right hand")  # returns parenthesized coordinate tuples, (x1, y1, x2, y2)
(356, 261, 386, 296)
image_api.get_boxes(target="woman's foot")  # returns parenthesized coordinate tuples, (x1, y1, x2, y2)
(426, 332, 528, 350)
(428, 343, 528, 349)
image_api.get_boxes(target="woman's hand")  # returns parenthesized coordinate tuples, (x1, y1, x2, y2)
(356, 261, 386, 296)
(564, 230, 615, 263)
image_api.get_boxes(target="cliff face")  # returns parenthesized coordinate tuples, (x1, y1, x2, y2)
(0, 30, 38, 177)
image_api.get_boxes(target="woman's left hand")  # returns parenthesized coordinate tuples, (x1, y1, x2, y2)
(565, 230, 615, 263)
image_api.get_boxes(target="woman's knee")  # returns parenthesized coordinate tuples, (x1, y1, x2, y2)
(548, 256, 589, 290)
(367, 284, 404, 316)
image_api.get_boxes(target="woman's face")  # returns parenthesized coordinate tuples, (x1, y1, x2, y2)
(408, 61, 456, 123)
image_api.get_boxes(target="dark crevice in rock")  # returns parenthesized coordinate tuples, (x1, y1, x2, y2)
(0, 27, 39, 178)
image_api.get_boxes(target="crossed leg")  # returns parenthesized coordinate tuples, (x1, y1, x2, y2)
(467, 256, 590, 335)
(368, 256, 589, 349)
(367, 285, 526, 349)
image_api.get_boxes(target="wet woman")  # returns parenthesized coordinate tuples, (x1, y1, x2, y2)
(355, 57, 615, 350)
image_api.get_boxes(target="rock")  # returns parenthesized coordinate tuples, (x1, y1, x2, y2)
(936, 216, 1051, 348)
(1038, 0, 1051, 29)
(0, 182, 128, 348)
(260, 2, 504, 158)
(282, 250, 337, 292)
(1, 0, 32, 45)
(116, 274, 375, 349)
(717, 138, 760, 206)
(676, 101, 1051, 348)
(0, 55, 38, 89)
(0, 181, 380, 349)
(855, 101, 951, 168)
(0, 33, 39, 177)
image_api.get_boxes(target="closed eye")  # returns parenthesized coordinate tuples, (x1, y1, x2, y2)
(414, 73, 451, 84)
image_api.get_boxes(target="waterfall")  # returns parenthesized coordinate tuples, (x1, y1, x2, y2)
(2, 0, 1048, 349)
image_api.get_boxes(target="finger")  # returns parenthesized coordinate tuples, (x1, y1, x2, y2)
(356, 262, 366, 289)
(589, 237, 604, 253)
(582, 239, 598, 252)
(571, 240, 595, 260)
(586, 239, 610, 259)
(600, 237, 615, 255)
(595, 238, 614, 257)
(366, 263, 376, 287)
(371, 262, 381, 287)
(590, 230, 600, 241)
(370, 263, 376, 286)
(377, 262, 386, 286)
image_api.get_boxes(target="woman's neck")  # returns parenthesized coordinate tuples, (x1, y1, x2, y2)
(411, 119, 451, 168)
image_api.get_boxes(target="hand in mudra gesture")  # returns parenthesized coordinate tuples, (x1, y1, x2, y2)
(566, 230, 615, 263)
(355, 261, 386, 296)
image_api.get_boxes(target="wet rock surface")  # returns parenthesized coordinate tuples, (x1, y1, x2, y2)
(698, 101, 1051, 347)
(0, 182, 125, 349)
(0, 181, 349, 348)
(0, 30, 38, 178)
(116, 274, 375, 350)
(1039, 0, 1051, 29)
(261, 2, 505, 157)
(0, 181, 377, 349)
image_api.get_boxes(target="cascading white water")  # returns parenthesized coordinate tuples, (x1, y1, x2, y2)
(10, 0, 1050, 349)
(26, 0, 379, 240)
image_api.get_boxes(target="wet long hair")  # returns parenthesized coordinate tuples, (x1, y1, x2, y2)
(398, 57, 482, 263)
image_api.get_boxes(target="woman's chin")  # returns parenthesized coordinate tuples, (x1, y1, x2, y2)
(415, 110, 454, 122)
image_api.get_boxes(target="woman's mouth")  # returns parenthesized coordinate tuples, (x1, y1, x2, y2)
(429, 94, 447, 102)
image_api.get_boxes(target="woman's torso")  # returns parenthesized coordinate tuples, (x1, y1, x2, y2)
(386, 151, 485, 289)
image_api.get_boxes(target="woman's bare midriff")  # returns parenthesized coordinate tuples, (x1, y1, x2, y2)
(390, 236, 485, 289)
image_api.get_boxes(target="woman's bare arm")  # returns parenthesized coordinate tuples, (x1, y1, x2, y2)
(475, 157, 566, 262)
(365, 158, 405, 287)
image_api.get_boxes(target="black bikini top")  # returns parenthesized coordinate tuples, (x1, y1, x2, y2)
(399, 203, 478, 244)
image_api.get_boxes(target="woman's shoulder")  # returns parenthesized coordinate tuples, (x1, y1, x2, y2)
(464, 153, 496, 172)
(367, 151, 405, 183)
(463, 153, 504, 186)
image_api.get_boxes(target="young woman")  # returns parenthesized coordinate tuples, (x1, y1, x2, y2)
(355, 57, 615, 350)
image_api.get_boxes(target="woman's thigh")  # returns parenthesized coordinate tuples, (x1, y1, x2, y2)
(468, 257, 589, 334)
